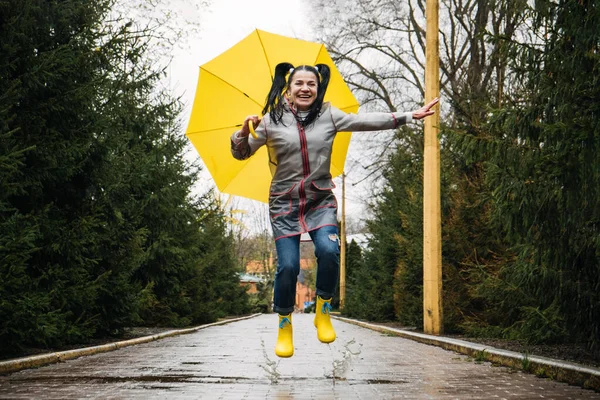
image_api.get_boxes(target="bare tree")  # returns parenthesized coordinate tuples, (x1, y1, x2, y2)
(223, 197, 276, 278)
(108, 0, 209, 59)
(309, 0, 526, 154)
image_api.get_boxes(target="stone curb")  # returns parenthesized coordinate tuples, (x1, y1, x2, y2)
(333, 316, 600, 391)
(0, 313, 261, 375)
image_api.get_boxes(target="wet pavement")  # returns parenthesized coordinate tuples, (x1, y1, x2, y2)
(0, 313, 598, 399)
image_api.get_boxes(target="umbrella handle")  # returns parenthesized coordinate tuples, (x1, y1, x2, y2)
(248, 120, 258, 139)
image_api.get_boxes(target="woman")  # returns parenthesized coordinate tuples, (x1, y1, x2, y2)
(231, 62, 439, 358)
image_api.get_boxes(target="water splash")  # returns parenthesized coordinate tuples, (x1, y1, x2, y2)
(259, 339, 281, 384)
(326, 339, 362, 385)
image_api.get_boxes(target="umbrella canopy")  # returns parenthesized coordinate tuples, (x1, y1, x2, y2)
(186, 29, 359, 203)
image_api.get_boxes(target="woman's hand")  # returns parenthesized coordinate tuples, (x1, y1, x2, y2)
(412, 97, 439, 120)
(239, 115, 261, 137)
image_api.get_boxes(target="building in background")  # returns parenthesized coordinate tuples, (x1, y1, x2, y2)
(238, 273, 264, 294)
(295, 259, 316, 312)
(241, 254, 316, 312)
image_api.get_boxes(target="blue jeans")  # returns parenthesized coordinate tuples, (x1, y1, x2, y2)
(272, 225, 340, 314)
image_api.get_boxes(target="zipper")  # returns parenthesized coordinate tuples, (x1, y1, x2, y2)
(287, 99, 311, 233)
(296, 120, 310, 232)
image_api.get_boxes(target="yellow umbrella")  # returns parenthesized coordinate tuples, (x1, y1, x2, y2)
(186, 29, 359, 203)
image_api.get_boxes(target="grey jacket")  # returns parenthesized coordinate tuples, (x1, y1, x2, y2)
(231, 102, 411, 240)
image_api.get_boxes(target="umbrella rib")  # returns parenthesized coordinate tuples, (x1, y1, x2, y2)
(186, 124, 246, 136)
(256, 30, 274, 81)
(315, 44, 326, 66)
(200, 68, 264, 109)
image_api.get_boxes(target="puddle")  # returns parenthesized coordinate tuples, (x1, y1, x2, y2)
(363, 379, 408, 384)
(8, 374, 252, 385)
(143, 385, 177, 390)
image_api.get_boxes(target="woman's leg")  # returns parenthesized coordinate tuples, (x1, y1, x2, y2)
(273, 235, 300, 357)
(310, 225, 340, 299)
(272, 234, 301, 314)
(310, 225, 340, 343)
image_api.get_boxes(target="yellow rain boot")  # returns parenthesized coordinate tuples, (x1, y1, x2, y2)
(314, 296, 336, 343)
(275, 314, 294, 358)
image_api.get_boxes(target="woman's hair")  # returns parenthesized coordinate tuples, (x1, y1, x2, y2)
(262, 62, 331, 127)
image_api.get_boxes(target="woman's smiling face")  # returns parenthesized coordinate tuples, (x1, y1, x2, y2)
(286, 70, 318, 111)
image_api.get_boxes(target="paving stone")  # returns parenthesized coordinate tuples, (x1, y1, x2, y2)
(0, 314, 598, 399)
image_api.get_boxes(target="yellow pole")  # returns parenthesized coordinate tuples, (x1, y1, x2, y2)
(339, 173, 347, 310)
(423, 0, 442, 335)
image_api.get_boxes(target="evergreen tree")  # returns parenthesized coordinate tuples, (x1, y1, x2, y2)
(351, 127, 504, 331)
(342, 131, 425, 323)
(185, 200, 250, 323)
(458, 0, 599, 350)
(0, 0, 128, 351)
(341, 240, 367, 318)
(0, 0, 248, 355)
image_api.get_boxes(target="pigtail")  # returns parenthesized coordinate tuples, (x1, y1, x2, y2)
(314, 63, 330, 107)
(262, 62, 294, 125)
